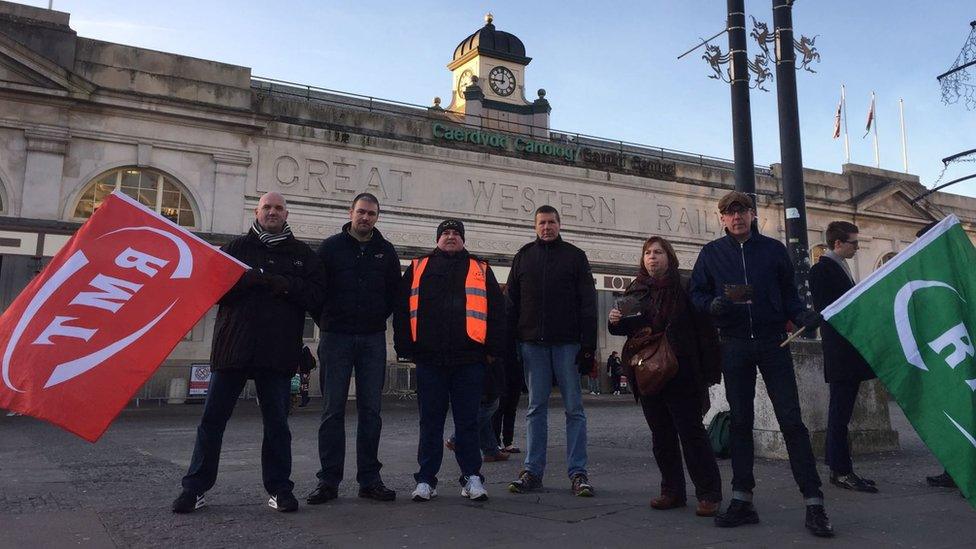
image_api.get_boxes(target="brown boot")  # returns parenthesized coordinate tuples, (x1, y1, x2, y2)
(649, 494, 687, 510)
(696, 500, 720, 517)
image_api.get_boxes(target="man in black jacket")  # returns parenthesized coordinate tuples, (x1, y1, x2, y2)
(506, 205, 597, 498)
(690, 191, 832, 537)
(307, 193, 401, 504)
(172, 192, 324, 514)
(393, 219, 504, 502)
(809, 221, 878, 493)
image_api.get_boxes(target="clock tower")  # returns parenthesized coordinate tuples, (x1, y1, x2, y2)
(445, 13, 550, 138)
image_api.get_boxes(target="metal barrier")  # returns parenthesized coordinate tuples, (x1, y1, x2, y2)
(385, 362, 416, 399)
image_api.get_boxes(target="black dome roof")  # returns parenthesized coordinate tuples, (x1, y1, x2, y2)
(451, 14, 531, 67)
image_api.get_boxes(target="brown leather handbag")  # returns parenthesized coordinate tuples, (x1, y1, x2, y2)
(624, 326, 678, 396)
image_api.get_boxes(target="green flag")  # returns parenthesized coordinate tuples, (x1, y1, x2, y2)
(823, 214, 976, 507)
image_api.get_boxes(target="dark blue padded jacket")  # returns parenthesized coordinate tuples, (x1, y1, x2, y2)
(689, 230, 805, 340)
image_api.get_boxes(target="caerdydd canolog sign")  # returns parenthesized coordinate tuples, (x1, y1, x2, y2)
(432, 123, 677, 180)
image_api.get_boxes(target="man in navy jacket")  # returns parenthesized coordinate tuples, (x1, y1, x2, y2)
(307, 193, 401, 504)
(690, 191, 832, 537)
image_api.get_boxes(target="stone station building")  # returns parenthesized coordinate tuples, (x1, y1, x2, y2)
(1, 2, 974, 455)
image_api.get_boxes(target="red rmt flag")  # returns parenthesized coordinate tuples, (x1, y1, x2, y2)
(0, 192, 247, 441)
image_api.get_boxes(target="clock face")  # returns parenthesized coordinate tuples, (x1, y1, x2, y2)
(456, 69, 474, 96)
(488, 66, 516, 97)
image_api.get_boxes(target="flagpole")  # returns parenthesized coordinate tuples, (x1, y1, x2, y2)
(872, 92, 880, 168)
(899, 98, 909, 172)
(842, 85, 850, 163)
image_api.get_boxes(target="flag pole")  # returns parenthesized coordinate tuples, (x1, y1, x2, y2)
(842, 85, 850, 163)
(872, 92, 880, 168)
(899, 98, 909, 172)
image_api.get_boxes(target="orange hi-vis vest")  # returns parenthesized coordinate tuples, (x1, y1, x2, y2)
(409, 256, 488, 344)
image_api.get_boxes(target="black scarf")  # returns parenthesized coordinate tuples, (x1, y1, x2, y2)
(250, 220, 293, 248)
(624, 270, 681, 332)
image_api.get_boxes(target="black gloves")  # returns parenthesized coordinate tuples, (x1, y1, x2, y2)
(709, 296, 733, 317)
(239, 269, 266, 289)
(796, 310, 823, 330)
(266, 274, 290, 297)
(576, 348, 595, 375)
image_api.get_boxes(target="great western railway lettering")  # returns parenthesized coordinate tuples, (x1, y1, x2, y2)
(271, 155, 410, 202)
(468, 180, 616, 226)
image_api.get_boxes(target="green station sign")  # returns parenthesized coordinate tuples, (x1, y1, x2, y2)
(432, 122, 676, 180)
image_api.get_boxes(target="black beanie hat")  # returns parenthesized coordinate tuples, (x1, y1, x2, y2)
(436, 219, 465, 241)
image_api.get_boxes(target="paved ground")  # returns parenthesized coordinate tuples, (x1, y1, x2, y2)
(1, 393, 974, 548)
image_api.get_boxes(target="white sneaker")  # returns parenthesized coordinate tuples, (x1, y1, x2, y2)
(461, 475, 488, 501)
(411, 482, 436, 502)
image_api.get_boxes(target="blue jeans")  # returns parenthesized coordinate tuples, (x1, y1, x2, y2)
(587, 377, 600, 393)
(182, 369, 293, 496)
(520, 342, 587, 479)
(316, 331, 387, 489)
(721, 336, 823, 500)
(415, 361, 484, 488)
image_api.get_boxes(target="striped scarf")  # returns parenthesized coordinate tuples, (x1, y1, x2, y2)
(250, 220, 293, 248)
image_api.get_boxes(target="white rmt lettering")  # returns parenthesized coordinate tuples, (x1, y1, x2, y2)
(69, 274, 143, 313)
(33, 316, 98, 345)
(928, 322, 975, 369)
(115, 247, 169, 277)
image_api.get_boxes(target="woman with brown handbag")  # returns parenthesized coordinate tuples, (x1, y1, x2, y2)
(608, 236, 723, 517)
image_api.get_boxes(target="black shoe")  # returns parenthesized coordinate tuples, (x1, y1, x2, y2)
(299, 396, 310, 407)
(714, 499, 759, 528)
(171, 490, 205, 514)
(926, 471, 957, 488)
(306, 484, 338, 504)
(358, 482, 396, 501)
(805, 504, 834, 537)
(508, 470, 543, 494)
(269, 490, 299, 512)
(831, 472, 878, 493)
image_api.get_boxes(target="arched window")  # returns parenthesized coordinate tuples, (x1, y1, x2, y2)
(73, 167, 197, 227)
(875, 252, 897, 271)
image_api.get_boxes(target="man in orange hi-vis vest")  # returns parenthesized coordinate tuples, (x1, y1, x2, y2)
(393, 219, 504, 503)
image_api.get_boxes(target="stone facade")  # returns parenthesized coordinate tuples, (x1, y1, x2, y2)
(1, 2, 973, 455)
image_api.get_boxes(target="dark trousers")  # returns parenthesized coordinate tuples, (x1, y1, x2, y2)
(611, 375, 622, 392)
(826, 380, 862, 475)
(721, 336, 823, 499)
(492, 379, 521, 447)
(316, 331, 387, 489)
(640, 363, 722, 503)
(182, 369, 293, 496)
(415, 361, 484, 488)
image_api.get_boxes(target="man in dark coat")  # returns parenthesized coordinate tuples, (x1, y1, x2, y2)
(172, 192, 324, 514)
(306, 192, 401, 505)
(393, 219, 505, 502)
(809, 221, 878, 493)
(690, 191, 832, 537)
(505, 205, 598, 498)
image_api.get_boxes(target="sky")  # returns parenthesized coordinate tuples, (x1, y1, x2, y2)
(19, 0, 976, 197)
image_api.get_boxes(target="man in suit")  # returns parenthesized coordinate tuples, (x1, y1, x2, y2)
(808, 221, 878, 493)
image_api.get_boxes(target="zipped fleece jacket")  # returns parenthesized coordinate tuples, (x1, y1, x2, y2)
(689, 230, 805, 340)
(315, 223, 400, 334)
(505, 236, 597, 349)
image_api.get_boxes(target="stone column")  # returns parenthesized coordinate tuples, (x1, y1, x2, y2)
(210, 153, 251, 235)
(706, 339, 899, 459)
(21, 128, 69, 219)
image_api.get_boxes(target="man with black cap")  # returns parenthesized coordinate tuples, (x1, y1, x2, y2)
(690, 191, 832, 537)
(393, 219, 505, 502)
